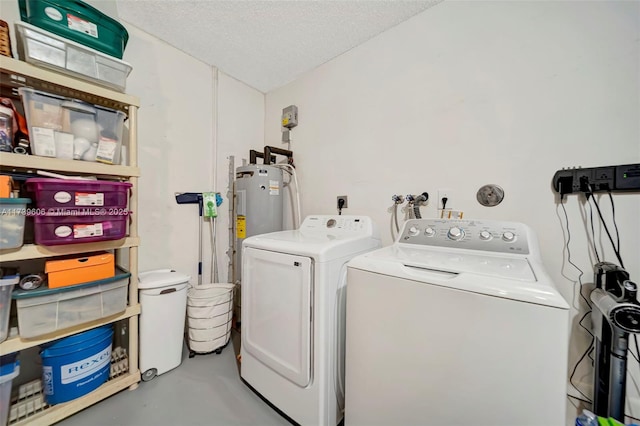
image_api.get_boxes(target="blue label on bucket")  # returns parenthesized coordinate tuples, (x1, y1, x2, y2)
(61, 346, 111, 384)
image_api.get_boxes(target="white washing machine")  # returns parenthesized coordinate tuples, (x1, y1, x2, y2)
(241, 215, 380, 426)
(345, 219, 570, 426)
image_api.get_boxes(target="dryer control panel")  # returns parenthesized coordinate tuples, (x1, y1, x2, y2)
(302, 215, 374, 235)
(399, 219, 531, 255)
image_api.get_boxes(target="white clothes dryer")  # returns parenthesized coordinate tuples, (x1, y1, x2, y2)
(345, 219, 570, 426)
(241, 215, 380, 426)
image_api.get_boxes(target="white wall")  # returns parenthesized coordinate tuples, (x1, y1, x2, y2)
(123, 29, 264, 285)
(122, 24, 214, 281)
(216, 72, 265, 284)
(265, 0, 640, 417)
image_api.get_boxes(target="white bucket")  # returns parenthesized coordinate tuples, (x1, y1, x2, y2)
(187, 283, 234, 354)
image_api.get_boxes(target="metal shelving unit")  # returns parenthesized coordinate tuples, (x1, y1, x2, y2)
(0, 56, 141, 424)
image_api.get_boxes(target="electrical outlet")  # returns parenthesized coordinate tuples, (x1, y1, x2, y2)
(574, 169, 594, 193)
(553, 166, 616, 195)
(592, 167, 615, 191)
(437, 189, 452, 210)
(337, 195, 348, 209)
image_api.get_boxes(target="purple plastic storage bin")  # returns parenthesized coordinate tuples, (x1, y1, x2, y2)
(34, 212, 128, 245)
(26, 178, 131, 209)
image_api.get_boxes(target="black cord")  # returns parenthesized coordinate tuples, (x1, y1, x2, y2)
(560, 197, 595, 402)
(608, 192, 621, 253)
(627, 413, 640, 422)
(631, 334, 640, 364)
(567, 394, 591, 405)
(579, 313, 595, 363)
(569, 334, 594, 402)
(578, 311, 594, 338)
(587, 198, 601, 263)
(586, 190, 625, 268)
(561, 201, 591, 309)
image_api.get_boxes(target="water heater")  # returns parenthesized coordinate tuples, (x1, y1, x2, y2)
(234, 164, 284, 281)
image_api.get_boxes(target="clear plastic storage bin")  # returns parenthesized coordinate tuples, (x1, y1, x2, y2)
(0, 274, 19, 343)
(15, 21, 133, 92)
(18, 87, 126, 163)
(12, 269, 130, 338)
(0, 198, 31, 249)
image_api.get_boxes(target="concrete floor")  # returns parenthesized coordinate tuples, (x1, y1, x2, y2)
(55, 328, 587, 426)
(58, 331, 290, 426)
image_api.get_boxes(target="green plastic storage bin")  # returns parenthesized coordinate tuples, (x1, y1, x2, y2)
(18, 0, 128, 59)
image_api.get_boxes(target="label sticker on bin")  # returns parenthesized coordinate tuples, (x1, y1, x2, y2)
(54, 191, 72, 204)
(67, 14, 98, 38)
(61, 346, 111, 384)
(74, 223, 103, 238)
(96, 137, 118, 164)
(32, 127, 57, 157)
(75, 192, 104, 206)
(55, 226, 72, 237)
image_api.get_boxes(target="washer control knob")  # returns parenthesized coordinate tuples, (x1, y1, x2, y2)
(479, 230, 492, 241)
(502, 231, 516, 242)
(447, 227, 464, 241)
(424, 227, 435, 237)
(408, 226, 420, 237)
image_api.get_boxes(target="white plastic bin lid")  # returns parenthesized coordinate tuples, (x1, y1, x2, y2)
(138, 269, 191, 290)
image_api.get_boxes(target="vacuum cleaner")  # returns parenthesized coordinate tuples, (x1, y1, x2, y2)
(591, 262, 640, 421)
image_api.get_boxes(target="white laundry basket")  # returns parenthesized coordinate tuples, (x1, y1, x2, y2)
(187, 283, 235, 356)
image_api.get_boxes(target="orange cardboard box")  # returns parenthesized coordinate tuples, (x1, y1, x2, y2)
(0, 175, 12, 198)
(45, 252, 114, 288)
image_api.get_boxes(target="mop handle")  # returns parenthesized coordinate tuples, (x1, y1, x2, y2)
(198, 197, 203, 285)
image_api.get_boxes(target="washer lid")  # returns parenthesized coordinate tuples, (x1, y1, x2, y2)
(389, 245, 536, 282)
(348, 245, 569, 309)
(138, 269, 191, 289)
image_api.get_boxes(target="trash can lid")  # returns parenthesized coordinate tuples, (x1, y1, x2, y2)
(138, 269, 191, 290)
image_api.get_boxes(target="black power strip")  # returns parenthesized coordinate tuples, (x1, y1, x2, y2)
(552, 163, 640, 196)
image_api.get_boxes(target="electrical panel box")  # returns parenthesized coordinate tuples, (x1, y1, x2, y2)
(281, 105, 298, 129)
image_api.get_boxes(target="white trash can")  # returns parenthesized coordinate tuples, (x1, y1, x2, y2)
(138, 269, 190, 381)
(187, 283, 235, 357)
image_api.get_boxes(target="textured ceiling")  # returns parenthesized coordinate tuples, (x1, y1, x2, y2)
(115, 1, 443, 92)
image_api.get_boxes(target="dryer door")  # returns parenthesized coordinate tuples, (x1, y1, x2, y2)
(242, 247, 313, 387)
